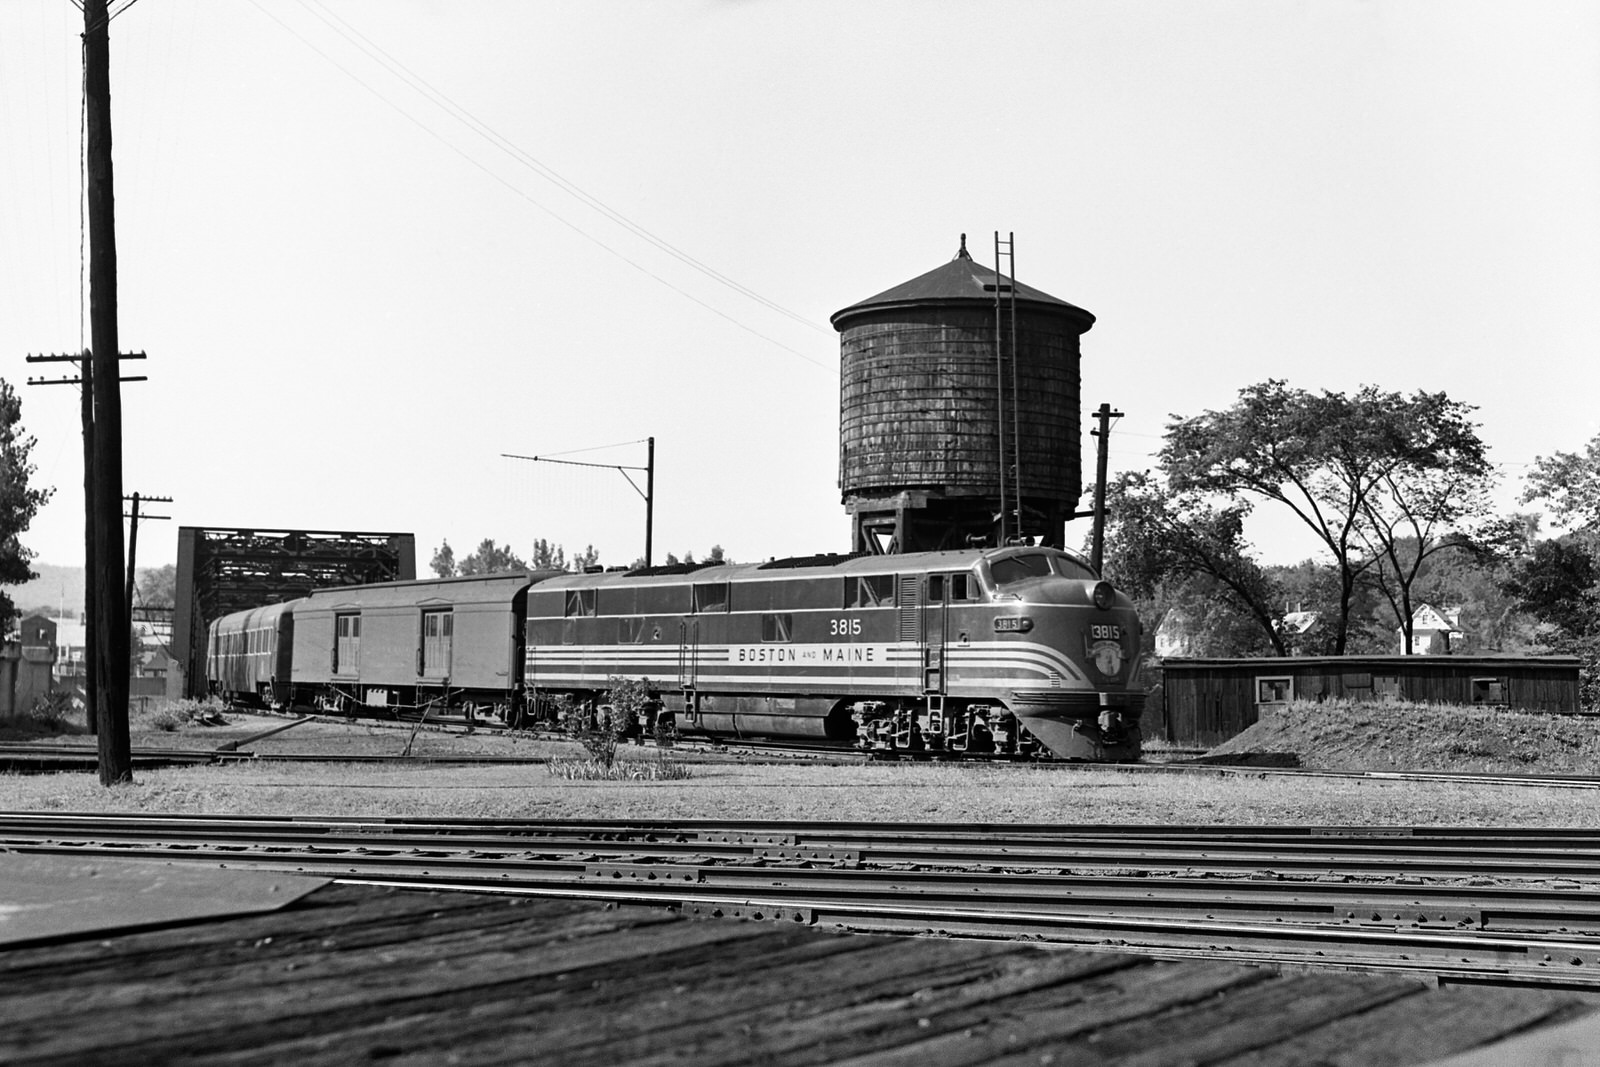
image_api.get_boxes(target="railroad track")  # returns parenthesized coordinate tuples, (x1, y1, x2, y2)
(4, 813, 1599, 990)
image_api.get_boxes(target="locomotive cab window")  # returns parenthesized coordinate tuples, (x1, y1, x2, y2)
(1255, 676, 1293, 705)
(761, 613, 793, 642)
(928, 573, 976, 603)
(847, 574, 895, 608)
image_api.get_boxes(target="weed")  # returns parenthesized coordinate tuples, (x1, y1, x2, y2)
(137, 697, 229, 732)
(547, 756, 694, 781)
(27, 690, 75, 731)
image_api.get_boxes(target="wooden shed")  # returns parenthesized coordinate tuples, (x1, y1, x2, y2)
(1156, 655, 1584, 748)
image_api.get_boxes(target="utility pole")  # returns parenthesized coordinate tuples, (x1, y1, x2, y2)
(124, 494, 173, 630)
(27, 350, 147, 744)
(84, 0, 131, 785)
(501, 439, 656, 568)
(1089, 403, 1122, 576)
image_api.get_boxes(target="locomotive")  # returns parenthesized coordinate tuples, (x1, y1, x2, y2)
(206, 543, 1145, 761)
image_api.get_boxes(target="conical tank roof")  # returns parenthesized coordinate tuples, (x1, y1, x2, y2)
(830, 235, 1095, 332)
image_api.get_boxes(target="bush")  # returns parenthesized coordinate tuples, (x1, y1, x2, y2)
(564, 676, 653, 769)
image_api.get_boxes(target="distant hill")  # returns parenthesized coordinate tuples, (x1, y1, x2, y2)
(13, 563, 86, 618)
(9, 563, 175, 619)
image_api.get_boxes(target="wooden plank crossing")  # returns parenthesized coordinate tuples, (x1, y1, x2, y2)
(0, 882, 1595, 1066)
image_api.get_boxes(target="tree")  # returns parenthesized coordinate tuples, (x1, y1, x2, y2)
(1503, 538, 1598, 638)
(135, 564, 176, 608)
(0, 382, 53, 629)
(1523, 433, 1600, 533)
(456, 539, 527, 575)
(529, 538, 567, 572)
(1162, 380, 1497, 654)
(429, 540, 457, 578)
(570, 544, 600, 571)
(1099, 471, 1288, 654)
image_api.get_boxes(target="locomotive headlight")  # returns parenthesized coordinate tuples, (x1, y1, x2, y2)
(994, 615, 1033, 633)
(1091, 581, 1116, 612)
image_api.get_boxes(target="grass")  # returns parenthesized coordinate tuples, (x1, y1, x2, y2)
(3, 757, 1599, 829)
(3, 698, 1599, 831)
(1208, 698, 1600, 774)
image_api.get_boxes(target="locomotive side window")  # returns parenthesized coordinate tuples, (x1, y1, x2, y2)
(564, 589, 597, 617)
(847, 574, 895, 608)
(619, 617, 646, 644)
(761, 613, 793, 642)
(949, 573, 973, 600)
(422, 610, 453, 675)
(334, 613, 360, 674)
(692, 582, 728, 613)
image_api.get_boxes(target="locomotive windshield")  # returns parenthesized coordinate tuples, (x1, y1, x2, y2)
(990, 554, 1053, 587)
(990, 551, 1097, 588)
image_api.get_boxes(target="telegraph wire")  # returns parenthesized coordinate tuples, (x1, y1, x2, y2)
(244, 0, 827, 370)
(301, 0, 822, 335)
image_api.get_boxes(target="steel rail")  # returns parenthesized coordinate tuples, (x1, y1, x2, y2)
(6, 815, 1600, 987)
(8, 837, 1596, 936)
(9, 835, 1600, 961)
(3, 817, 1599, 880)
(13, 810, 1600, 843)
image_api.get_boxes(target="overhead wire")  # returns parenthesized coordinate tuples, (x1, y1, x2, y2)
(243, 0, 827, 369)
(301, 0, 822, 336)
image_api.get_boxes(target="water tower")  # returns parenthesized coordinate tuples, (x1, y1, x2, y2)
(831, 235, 1094, 553)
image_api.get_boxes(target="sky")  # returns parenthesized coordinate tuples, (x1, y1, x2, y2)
(2, 0, 1598, 585)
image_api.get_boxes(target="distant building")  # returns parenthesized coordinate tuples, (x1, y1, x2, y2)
(0, 614, 60, 719)
(1278, 610, 1320, 655)
(1154, 608, 1200, 658)
(1404, 604, 1463, 655)
(52, 616, 171, 682)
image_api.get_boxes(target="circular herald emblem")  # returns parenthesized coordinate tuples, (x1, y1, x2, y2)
(1088, 639, 1123, 677)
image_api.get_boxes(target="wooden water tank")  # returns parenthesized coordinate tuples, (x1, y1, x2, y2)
(831, 240, 1094, 552)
